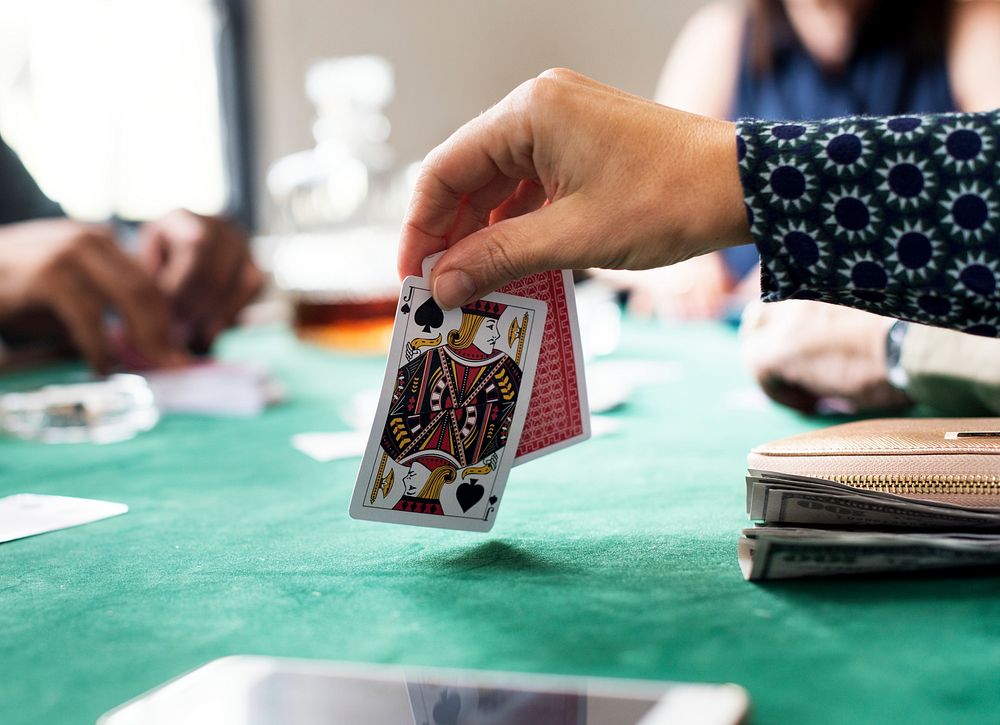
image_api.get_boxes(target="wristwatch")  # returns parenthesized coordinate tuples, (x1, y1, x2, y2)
(885, 319, 910, 392)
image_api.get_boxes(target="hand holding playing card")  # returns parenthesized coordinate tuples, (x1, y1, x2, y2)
(397, 68, 747, 309)
(422, 253, 589, 464)
(0, 219, 186, 373)
(351, 244, 592, 531)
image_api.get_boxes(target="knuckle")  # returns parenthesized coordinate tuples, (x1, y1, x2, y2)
(420, 140, 447, 171)
(537, 67, 576, 83)
(72, 224, 107, 243)
(165, 207, 190, 222)
(49, 239, 90, 269)
(524, 75, 560, 108)
(44, 246, 76, 273)
(480, 228, 525, 282)
(517, 70, 577, 124)
(165, 213, 212, 248)
(182, 228, 211, 249)
(407, 169, 461, 223)
(63, 227, 98, 250)
(64, 228, 114, 259)
(122, 273, 159, 305)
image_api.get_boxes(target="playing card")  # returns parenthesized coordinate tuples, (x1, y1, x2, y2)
(350, 276, 546, 531)
(422, 253, 589, 464)
(0, 494, 128, 543)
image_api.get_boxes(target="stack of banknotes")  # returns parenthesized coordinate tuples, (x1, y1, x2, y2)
(739, 471, 1000, 580)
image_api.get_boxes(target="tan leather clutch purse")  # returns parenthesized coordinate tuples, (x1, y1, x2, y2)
(747, 418, 1000, 506)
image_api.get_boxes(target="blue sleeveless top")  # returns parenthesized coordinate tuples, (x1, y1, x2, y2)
(724, 23, 956, 277)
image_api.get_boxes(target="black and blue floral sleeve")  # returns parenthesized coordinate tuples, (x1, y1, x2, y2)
(737, 110, 1000, 336)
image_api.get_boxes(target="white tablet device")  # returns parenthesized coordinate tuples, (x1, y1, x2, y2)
(99, 656, 749, 725)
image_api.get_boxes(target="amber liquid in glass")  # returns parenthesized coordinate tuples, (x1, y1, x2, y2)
(292, 294, 396, 353)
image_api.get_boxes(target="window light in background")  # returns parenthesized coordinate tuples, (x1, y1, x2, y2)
(0, 0, 227, 222)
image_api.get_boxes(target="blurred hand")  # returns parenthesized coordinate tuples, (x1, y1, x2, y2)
(0, 219, 186, 373)
(398, 68, 748, 309)
(592, 252, 735, 319)
(740, 300, 910, 414)
(138, 209, 262, 352)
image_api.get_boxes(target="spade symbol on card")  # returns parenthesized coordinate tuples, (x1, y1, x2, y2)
(400, 303, 410, 315)
(488, 495, 497, 505)
(456, 480, 485, 512)
(414, 297, 444, 333)
(433, 689, 461, 725)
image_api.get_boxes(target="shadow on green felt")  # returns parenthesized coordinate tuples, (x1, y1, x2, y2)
(411, 540, 585, 576)
(758, 568, 1000, 604)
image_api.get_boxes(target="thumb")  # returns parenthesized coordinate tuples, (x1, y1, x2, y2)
(429, 200, 588, 309)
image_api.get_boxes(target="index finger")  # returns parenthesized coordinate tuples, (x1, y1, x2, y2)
(398, 80, 538, 279)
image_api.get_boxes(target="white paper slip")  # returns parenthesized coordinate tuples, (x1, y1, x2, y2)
(143, 362, 282, 417)
(0, 494, 128, 543)
(292, 431, 367, 462)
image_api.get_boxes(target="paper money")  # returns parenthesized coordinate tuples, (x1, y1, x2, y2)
(740, 471, 1000, 580)
(739, 527, 1000, 580)
(746, 471, 1000, 529)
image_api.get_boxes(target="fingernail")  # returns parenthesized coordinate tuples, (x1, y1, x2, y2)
(433, 270, 476, 310)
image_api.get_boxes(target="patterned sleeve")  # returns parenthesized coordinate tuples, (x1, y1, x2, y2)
(737, 110, 1000, 336)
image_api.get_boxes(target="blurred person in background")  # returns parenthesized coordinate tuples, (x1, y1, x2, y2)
(732, 0, 1000, 416)
(0, 133, 261, 373)
(600, 0, 1000, 319)
(607, 0, 1000, 418)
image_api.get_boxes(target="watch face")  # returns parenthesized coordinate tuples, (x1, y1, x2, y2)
(886, 320, 910, 391)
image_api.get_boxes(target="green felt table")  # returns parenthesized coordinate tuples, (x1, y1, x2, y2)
(2, 321, 999, 725)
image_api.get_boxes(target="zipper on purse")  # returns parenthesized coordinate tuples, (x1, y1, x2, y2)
(822, 473, 1000, 496)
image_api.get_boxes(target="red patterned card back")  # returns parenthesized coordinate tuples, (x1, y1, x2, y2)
(501, 270, 588, 462)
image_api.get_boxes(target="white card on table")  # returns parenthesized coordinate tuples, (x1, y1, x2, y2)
(143, 362, 282, 417)
(0, 493, 128, 543)
(350, 276, 546, 532)
(292, 431, 367, 462)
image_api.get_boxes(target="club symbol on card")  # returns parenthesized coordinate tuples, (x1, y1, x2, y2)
(414, 297, 444, 333)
